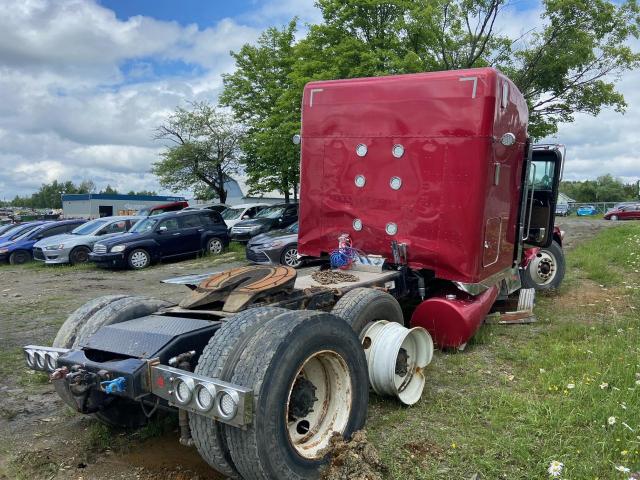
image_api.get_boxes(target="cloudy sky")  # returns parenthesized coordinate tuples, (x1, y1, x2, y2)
(0, 0, 638, 200)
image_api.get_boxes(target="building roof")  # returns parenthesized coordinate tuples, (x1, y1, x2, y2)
(61, 194, 186, 202)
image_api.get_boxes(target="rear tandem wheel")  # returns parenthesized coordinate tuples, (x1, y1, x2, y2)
(224, 310, 369, 480)
(52, 295, 172, 428)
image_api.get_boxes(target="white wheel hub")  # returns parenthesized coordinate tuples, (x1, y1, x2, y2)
(529, 250, 557, 285)
(130, 251, 148, 268)
(286, 350, 351, 459)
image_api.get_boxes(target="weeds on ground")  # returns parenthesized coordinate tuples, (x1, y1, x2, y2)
(367, 223, 640, 479)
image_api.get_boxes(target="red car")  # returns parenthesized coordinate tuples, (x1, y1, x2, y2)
(137, 201, 188, 217)
(603, 204, 640, 221)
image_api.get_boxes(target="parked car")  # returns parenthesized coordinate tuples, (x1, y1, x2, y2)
(183, 203, 230, 213)
(603, 203, 640, 221)
(33, 216, 142, 265)
(221, 203, 269, 230)
(137, 201, 189, 216)
(0, 221, 45, 243)
(230, 203, 299, 242)
(0, 219, 86, 265)
(0, 223, 21, 236)
(576, 205, 597, 216)
(246, 221, 303, 268)
(89, 209, 229, 269)
(555, 204, 570, 216)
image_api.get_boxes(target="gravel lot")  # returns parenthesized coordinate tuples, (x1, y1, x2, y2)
(0, 217, 615, 480)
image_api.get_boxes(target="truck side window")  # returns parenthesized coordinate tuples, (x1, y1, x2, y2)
(529, 160, 554, 190)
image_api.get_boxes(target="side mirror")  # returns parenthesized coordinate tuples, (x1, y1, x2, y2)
(157, 226, 167, 234)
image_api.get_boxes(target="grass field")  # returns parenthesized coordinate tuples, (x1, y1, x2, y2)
(366, 223, 640, 479)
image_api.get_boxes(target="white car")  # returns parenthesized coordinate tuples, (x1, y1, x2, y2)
(221, 203, 269, 230)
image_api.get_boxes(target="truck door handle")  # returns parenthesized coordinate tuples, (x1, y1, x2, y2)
(172, 233, 181, 236)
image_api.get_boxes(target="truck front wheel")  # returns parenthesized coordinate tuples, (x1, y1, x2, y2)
(521, 240, 566, 291)
(226, 310, 368, 480)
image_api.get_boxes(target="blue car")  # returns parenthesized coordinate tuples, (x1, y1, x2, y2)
(0, 220, 86, 265)
(0, 221, 46, 243)
(576, 205, 597, 216)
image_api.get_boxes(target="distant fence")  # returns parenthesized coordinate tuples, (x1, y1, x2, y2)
(567, 202, 624, 214)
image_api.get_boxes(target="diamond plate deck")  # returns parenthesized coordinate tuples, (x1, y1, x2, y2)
(81, 315, 218, 358)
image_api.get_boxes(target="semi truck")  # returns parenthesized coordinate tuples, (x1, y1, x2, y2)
(23, 67, 565, 479)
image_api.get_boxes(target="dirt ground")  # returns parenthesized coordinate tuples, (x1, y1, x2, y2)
(0, 217, 615, 480)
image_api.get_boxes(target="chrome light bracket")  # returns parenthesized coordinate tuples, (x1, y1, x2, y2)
(23, 345, 70, 373)
(150, 364, 253, 428)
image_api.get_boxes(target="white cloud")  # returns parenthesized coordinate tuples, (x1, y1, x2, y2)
(0, 0, 637, 202)
(0, 0, 262, 198)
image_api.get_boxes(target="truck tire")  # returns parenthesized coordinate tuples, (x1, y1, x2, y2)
(9, 250, 31, 265)
(73, 296, 172, 347)
(521, 240, 566, 291)
(226, 310, 369, 480)
(190, 306, 289, 478)
(331, 287, 405, 335)
(53, 295, 129, 348)
(53, 296, 172, 428)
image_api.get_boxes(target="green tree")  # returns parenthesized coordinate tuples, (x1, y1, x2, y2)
(221, 21, 300, 202)
(297, 0, 640, 139)
(222, 0, 639, 195)
(99, 185, 119, 195)
(152, 102, 243, 203)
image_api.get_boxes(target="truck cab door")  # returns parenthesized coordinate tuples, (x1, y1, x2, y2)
(521, 145, 564, 247)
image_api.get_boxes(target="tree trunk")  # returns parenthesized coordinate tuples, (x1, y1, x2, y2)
(293, 183, 298, 202)
(215, 163, 227, 204)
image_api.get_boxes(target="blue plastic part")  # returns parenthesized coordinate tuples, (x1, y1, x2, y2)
(101, 376, 127, 394)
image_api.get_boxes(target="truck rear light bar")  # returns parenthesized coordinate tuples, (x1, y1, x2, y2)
(150, 364, 253, 428)
(23, 345, 70, 372)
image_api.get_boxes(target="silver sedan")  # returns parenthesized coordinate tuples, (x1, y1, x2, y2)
(33, 216, 141, 265)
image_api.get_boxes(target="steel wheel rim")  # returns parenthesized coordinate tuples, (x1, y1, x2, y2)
(131, 251, 148, 268)
(286, 350, 351, 459)
(208, 239, 222, 254)
(530, 250, 557, 285)
(283, 248, 301, 267)
(74, 249, 89, 263)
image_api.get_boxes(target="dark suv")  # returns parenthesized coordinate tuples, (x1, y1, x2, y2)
(89, 210, 229, 269)
(230, 203, 298, 241)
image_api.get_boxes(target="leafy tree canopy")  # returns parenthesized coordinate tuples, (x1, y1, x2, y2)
(222, 0, 639, 197)
(561, 174, 639, 202)
(152, 101, 244, 203)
